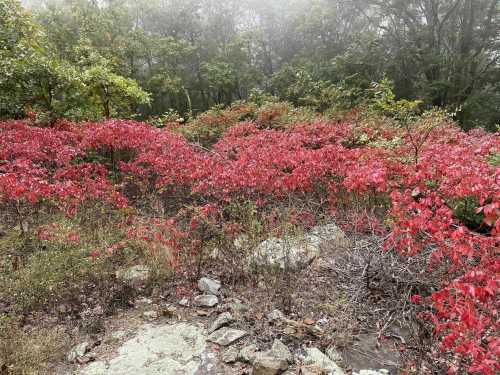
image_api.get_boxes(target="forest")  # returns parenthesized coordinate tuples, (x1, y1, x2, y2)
(1, 0, 499, 129)
(0, 1, 499, 375)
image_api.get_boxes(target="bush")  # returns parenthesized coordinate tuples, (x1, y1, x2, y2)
(179, 103, 256, 147)
(0, 112, 498, 374)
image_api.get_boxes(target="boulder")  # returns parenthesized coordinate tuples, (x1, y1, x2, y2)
(239, 343, 259, 363)
(307, 224, 349, 250)
(270, 339, 293, 363)
(198, 277, 221, 295)
(248, 224, 347, 270)
(267, 309, 285, 322)
(228, 299, 250, 314)
(67, 342, 89, 363)
(116, 265, 151, 289)
(222, 346, 239, 363)
(208, 312, 234, 333)
(326, 346, 342, 363)
(193, 294, 219, 308)
(79, 323, 219, 375)
(303, 347, 345, 375)
(248, 236, 319, 270)
(207, 327, 248, 346)
(252, 353, 288, 375)
(142, 310, 159, 321)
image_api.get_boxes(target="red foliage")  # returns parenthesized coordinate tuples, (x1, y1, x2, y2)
(1, 118, 498, 374)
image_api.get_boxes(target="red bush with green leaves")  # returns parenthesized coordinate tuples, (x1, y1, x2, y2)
(0, 118, 498, 374)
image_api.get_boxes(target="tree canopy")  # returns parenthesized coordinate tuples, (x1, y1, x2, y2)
(2, 0, 499, 130)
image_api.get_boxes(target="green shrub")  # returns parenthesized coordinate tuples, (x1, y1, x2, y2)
(449, 196, 484, 231)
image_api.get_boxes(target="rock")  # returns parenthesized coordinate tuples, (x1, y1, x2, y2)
(79, 323, 220, 375)
(326, 347, 342, 363)
(110, 330, 127, 340)
(228, 299, 250, 313)
(239, 344, 259, 363)
(135, 297, 153, 306)
(353, 371, 389, 375)
(343, 333, 400, 372)
(267, 309, 285, 321)
(198, 277, 221, 295)
(303, 348, 346, 375)
(301, 366, 325, 375)
(116, 265, 151, 289)
(143, 310, 159, 321)
(252, 353, 288, 375)
(249, 236, 319, 270)
(193, 294, 219, 308)
(307, 224, 349, 250)
(160, 304, 177, 317)
(67, 342, 89, 363)
(270, 339, 293, 363)
(222, 346, 239, 363)
(207, 327, 248, 346)
(208, 312, 234, 333)
(178, 298, 190, 307)
(233, 234, 250, 249)
(247, 223, 347, 271)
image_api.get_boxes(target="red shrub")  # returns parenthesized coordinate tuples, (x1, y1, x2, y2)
(1, 117, 498, 374)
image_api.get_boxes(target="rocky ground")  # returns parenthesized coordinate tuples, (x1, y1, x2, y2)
(56, 223, 414, 375)
(59, 277, 395, 375)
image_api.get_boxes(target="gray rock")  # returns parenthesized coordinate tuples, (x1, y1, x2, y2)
(135, 297, 153, 306)
(267, 309, 285, 321)
(252, 353, 288, 375)
(303, 347, 346, 375)
(307, 224, 349, 250)
(248, 223, 347, 270)
(270, 339, 293, 363)
(79, 323, 219, 375)
(239, 344, 259, 363)
(326, 346, 343, 363)
(249, 236, 319, 270)
(343, 333, 400, 372)
(67, 342, 89, 363)
(233, 234, 250, 250)
(353, 371, 389, 375)
(198, 277, 221, 295)
(208, 312, 234, 333)
(222, 346, 239, 363)
(228, 299, 250, 313)
(142, 310, 159, 321)
(178, 298, 190, 307)
(110, 330, 127, 340)
(301, 366, 325, 375)
(193, 294, 219, 308)
(116, 265, 151, 289)
(207, 327, 248, 346)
